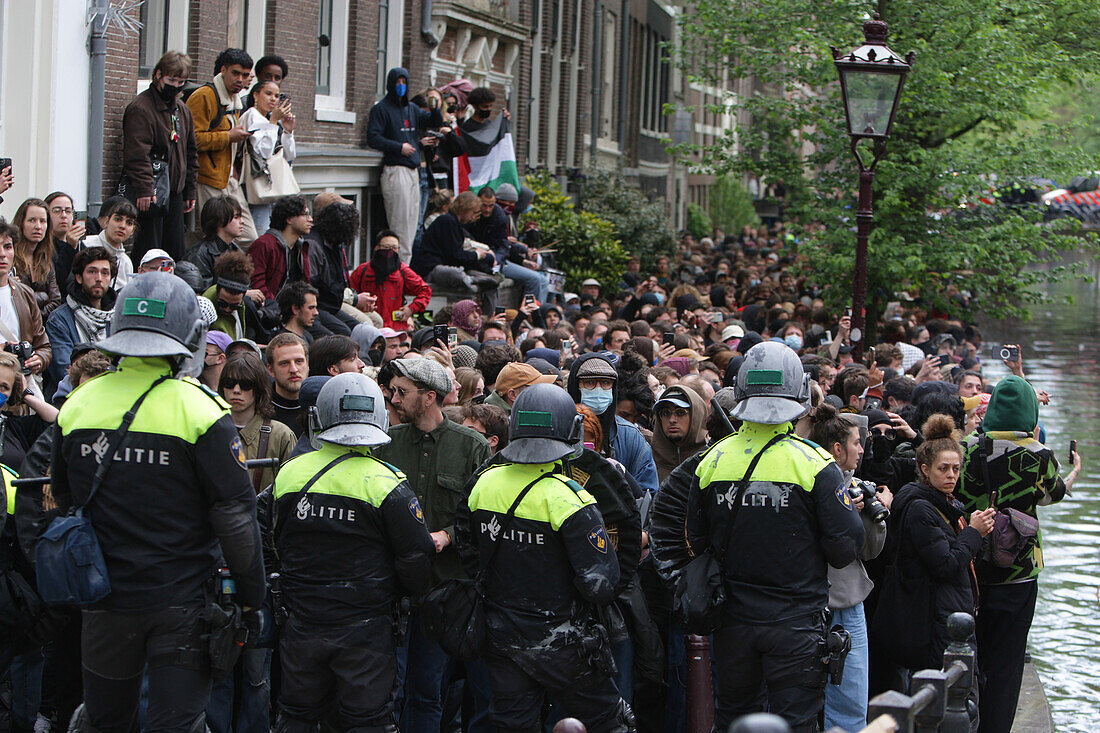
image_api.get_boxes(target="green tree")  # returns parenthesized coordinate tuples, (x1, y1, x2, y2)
(674, 0, 1100, 329)
(520, 171, 629, 291)
(709, 175, 759, 234)
(686, 203, 713, 240)
(578, 168, 677, 270)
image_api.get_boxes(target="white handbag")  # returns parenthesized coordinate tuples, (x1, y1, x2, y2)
(243, 147, 300, 204)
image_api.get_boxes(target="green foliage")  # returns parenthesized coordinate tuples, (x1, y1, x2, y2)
(673, 0, 1100, 323)
(709, 175, 759, 234)
(576, 168, 677, 271)
(520, 171, 629, 292)
(686, 203, 713, 241)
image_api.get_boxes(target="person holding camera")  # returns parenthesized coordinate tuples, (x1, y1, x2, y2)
(809, 404, 888, 732)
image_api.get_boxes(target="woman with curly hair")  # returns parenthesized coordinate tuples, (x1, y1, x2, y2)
(294, 199, 366, 336)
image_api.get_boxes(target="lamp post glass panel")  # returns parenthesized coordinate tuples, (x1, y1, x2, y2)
(832, 14, 913, 358)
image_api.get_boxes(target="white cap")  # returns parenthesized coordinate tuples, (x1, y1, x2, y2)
(139, 248, 174, 266)
(581, 278, 601, 287)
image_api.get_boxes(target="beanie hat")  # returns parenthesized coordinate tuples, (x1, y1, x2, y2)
(982, 375, 1038, 433)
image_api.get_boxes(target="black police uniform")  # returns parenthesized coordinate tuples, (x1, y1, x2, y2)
(270, 442, 435, 732)
(455, 460, 627, 733)
(50, 357, 266, 732)
(684, 422, 864, 731)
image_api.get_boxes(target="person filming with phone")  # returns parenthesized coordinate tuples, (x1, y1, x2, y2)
(956, 368, 1080, 732)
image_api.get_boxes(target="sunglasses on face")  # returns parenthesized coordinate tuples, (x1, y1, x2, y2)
(658, 408, 689, 419)
(221, 378, 255, 391)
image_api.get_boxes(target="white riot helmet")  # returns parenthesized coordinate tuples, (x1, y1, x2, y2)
(315, 373, 391, 447)
(731, 341, 812, 425)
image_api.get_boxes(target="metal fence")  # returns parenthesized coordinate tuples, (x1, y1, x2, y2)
(727, 612, 977, 733)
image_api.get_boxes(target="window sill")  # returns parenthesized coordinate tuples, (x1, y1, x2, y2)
(314, 95, 356, 124)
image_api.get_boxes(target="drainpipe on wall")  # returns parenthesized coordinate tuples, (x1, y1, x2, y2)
(421, 0, 440, 47)
(87, 0, 108, 219)
(590, 0, 602, 165)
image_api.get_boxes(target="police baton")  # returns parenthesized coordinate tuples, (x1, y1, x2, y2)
(245, 458, 279, 471)
(11, 476, 51, 487)
(13, 458, 280, 488)
(711, 397, 736, 436)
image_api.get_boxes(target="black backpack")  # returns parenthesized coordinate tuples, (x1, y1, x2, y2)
(181, 81, 230, 132)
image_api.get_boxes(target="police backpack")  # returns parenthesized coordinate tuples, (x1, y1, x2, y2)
(36, 377, 166, 605)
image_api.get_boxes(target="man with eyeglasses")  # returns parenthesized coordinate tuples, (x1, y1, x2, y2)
(373, 357, 492, 732)
(650, 385, 708, 483)
(137, 248, 175, 274)
(122, 50, 199, 264)
(566, 353, 659, 494)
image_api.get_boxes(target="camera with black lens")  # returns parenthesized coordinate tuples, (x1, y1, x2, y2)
(848, 479, 890, 523)
(5, 341, 34, 374)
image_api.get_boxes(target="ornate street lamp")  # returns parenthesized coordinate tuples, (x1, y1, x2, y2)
(832, 13, 913, 358)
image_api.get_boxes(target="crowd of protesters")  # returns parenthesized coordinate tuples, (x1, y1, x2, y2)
(0, 43, 1082, 733)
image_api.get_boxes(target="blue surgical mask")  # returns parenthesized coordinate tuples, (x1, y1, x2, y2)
(580, 386, 613, 415)
(785, 335, 803, 351)
(395, 83, 407, 98)
(0, 392, 8, 409)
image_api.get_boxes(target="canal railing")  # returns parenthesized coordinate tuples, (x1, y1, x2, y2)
(727, 612, 978, 733)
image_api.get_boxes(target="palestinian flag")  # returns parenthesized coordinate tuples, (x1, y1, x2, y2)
(453, 115, 520, 194)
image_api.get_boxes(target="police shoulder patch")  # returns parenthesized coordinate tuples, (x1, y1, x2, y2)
(588, 525, 610, 553)
(409, 497, 425, 524)
(835, 484, 853, 510)
(229, 435, 247, 470)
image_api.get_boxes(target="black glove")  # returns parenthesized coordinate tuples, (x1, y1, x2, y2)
(242, 607, 263, 647)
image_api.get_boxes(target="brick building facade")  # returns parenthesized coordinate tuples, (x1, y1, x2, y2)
(2, 0, 742, 259)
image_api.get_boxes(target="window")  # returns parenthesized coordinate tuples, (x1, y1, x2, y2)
(138, 0, 170, 77)
(136, 1, 188, 84)
(317, 0, 333, 95)
(599, 11, 617, 140)
(314, 0, 355, 123)
(231, 0, 267, 58)
(641, 27, 669, 134)
(375, 0, 403, 100)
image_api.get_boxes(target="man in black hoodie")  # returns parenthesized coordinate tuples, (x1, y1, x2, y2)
(367, 67, 442, 264)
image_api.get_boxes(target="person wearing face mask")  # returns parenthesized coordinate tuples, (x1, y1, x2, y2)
(775, 321, 804, 353)
(566, 353, 659, 494)
(122, 51, 199, 264)
(367, 68, 443, 264)
(348, 230, 433, 331)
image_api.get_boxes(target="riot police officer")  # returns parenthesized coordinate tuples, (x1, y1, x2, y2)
(684, 342, 864, 731)
(49, 272, 266, 731)
(271, 373, 434, 732)
(455, 383, 631, 733)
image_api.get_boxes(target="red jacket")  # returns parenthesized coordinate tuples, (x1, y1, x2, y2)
(249, 231, 290, 300)
(348, 262, 432, 330)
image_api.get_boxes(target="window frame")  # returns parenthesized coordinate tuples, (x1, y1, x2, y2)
(314, 0, 355, 123)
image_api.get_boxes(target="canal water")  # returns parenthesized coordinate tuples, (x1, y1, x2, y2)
(980, 256, 1100, 731)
